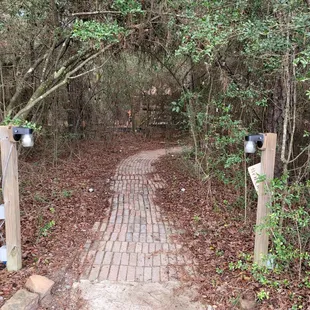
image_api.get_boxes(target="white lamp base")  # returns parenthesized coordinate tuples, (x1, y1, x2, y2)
(0, 245, 7, 262)
(0, 204, 5, 219)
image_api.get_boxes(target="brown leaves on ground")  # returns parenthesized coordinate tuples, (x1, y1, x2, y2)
(0, 133, 166, 307)
(154, 154, 309, 310)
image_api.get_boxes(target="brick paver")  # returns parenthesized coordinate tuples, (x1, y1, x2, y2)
(80, 148, 193, 282)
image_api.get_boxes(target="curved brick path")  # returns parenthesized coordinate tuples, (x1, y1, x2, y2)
(77, 148, 204, 310)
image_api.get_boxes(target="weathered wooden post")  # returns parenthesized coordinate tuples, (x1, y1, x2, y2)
(254, 133, 277, 266)
(0, 126, 21, 271)
(245, 133, 277, 266)
(0, 126, 34, 271)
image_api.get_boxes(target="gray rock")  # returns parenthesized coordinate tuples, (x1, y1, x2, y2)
(1, 289, 39, 310)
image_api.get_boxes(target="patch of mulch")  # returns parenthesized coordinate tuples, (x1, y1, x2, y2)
(0, 132, 172, 308)
(154, 154, 309, 310)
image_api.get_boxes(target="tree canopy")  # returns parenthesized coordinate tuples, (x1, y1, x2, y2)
(0, 0, 310, 307)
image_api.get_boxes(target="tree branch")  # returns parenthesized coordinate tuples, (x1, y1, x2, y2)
(55, 36, 71, 70)
(6, 54, 48, 115)
(288, 144, 310, 164)
(71, 10, 122, 17)
(69, 50, 118, 80)
(41, 39, 57, 83)
(13, 44, 114, 120)
(6, 38, 69, 116)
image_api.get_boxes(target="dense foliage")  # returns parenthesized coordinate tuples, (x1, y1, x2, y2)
(0, 0, 309, 308)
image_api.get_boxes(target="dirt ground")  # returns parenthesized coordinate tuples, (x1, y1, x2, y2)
(154, 154, 310, 310)
(0, 132, 172, 308)
(1, 133, 308, 309)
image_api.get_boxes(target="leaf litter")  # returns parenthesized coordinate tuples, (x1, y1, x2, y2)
(0, 133, 166, 308)
(153, 154, 309, 310)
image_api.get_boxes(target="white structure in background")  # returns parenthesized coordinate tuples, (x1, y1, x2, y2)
(0, 204, 6, 263)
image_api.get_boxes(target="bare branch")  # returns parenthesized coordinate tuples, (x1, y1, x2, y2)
(281, 51, 291, 166)
(13, 44, 114, 120)
(6, 37, 69, 116)
(6, 53, 48, 115)
(41, 39, 57, 83)
(69, 50, 119, 80)
(55, 36, 71, 69)
(14, 78, 68, 120)
(287, 48, 297, 163)
(288, 144, 310, 164)
(71, 10, 122, 17)
(67, 44, 113, 77)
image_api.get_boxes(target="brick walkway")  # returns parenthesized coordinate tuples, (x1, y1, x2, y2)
(80, 148, 194, 284)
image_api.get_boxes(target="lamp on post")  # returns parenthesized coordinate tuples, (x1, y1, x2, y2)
(12, 127, 34, 147)
(245, 133, 277, 266)
(0, 126, 34, 271)
(244, 134, 264, 153)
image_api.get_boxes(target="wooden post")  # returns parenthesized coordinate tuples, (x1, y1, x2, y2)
(0, 126, 22, 271)
(254, 133, 277, 266)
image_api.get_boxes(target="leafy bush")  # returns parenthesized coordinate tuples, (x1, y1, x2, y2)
(262, 176, 310, 275)
(72, 20, 124, 46)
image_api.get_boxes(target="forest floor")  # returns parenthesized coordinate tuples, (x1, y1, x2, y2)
(0, 132, 308, 309)
(154, 154, 309, 310)
(0, 132, 169, 308)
